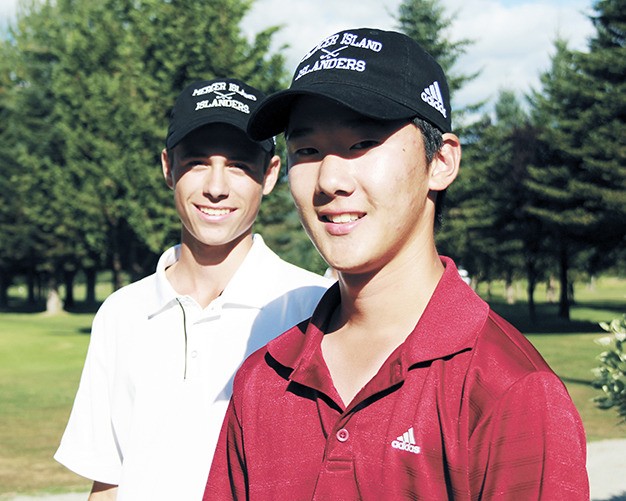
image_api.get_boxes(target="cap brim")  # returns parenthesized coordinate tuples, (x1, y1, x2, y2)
(247, 83, 417, 141)
(167, 112, 274, 152)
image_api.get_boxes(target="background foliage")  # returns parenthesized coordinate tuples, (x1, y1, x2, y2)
(593, 315, 626, 421)
(0, 0, 624, 322)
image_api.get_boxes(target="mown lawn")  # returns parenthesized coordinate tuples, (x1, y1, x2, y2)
(0, 312, 93, 497)
(0, 275, 624, 497)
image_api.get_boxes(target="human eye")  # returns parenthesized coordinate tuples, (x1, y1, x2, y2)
(229, 161, 250, 170)
(181, 156, 204, 167)
(230, 161, 259, 176)
(287, 139, 320, 160)
(178, 158, 205, 172)
(350, 139, 379, 151)
(294, 147, 319, 157)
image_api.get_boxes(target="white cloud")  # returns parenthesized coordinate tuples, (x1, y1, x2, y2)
(0, 0, 19, 25)
(443, 0, 594, 108)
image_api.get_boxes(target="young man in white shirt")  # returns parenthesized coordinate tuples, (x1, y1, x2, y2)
(55, 78, 331, 500)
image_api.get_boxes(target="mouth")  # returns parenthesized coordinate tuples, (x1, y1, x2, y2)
(197, 206, 233, 216)
(322, 212, 363, 223)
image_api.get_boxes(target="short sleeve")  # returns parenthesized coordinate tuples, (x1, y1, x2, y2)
(478, 371, 589, 499)
(54, 304, 123, 484)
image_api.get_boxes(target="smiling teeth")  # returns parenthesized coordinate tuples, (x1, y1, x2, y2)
(328, 213, 360, 223)
(199, 207, 231, 216)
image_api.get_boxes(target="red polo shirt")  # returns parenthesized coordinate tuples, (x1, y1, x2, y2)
(206, 257, 588, 500)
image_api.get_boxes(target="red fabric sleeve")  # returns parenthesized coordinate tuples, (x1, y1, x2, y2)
(478, 372, 589, 499)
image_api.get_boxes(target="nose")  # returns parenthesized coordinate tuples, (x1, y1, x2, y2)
(316, 154, 355, 197)
(202, 162, 229, 201)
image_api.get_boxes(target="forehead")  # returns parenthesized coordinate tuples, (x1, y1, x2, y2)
(173, 123, 265, 161)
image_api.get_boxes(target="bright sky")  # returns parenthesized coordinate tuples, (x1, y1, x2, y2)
(1, 0, 595, 114)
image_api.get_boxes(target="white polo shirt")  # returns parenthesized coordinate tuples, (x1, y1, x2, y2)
(55, 235, 332, 500)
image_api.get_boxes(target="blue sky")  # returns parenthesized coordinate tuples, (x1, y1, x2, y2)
(1, 0, 595, 119)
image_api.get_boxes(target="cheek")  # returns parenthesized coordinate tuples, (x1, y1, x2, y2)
(232, 176, 264, 203)
(288, 168, 315, 210)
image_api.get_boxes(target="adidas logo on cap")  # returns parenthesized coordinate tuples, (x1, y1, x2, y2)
(391, 426, 421, 455)
(421, 81, 447, 118)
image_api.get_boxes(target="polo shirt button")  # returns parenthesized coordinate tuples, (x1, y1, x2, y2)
(191, 350, 198, 358)
(336, 428, 349, 442)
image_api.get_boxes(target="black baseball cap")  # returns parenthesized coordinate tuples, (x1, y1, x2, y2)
(166, 78, 275, 152)
(248, 28, 451, 140)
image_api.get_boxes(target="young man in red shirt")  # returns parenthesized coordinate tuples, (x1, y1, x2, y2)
(206, 28, 589, 499)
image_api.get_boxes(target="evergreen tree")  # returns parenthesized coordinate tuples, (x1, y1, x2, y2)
(2, 0, 73, 308)
(528, 0, 626, 318)
(1, 0, 297, 309)
(572, 0, 626, 251)
(440, 90, 549, 320)
(527, 39, 584, 320)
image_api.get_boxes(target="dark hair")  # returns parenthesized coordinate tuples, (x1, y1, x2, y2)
(411, 117, 446, 228)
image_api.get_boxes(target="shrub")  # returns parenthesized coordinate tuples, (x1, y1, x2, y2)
(592, 315, 626, 423)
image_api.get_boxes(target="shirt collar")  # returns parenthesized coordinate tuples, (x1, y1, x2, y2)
(150, 235, 278, 317)
(400, 256, 489, 364)
(268, 256, 489, 388)
(149, 245, 184, 317)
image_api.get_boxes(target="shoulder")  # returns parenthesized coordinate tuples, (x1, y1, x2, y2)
(230, 345, 277, 412)
(466, 309, 564, 403)
(97, 273, 157, 310)
(464, 311, 585, 439)
(478, 311, 552, 373)
(233, 321, 305, 394)
(91, 273, 158, 331)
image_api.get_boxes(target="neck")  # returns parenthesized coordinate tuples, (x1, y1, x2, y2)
(333, 245, 444, 338)
(165, 232, 254, 308)
(321, 244, 445, 406)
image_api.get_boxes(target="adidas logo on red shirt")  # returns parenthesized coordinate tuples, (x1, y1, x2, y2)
(391, 426, 421, 454)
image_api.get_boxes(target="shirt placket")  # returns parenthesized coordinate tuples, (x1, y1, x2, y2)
(177, 297, 221, 381)
(313, 402, 360, 500)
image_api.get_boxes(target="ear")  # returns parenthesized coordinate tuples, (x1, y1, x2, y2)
(261, 155, 281, 196)
(428, 133, 461, 192)
(161, 148, 175, 190)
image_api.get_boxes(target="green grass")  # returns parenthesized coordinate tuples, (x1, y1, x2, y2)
(0, 313, 93, 497)
(0, 275, 624, 496)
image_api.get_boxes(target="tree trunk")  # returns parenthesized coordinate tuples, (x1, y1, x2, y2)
(558, 243, 570, 320)
(526, 259, 537, 323)
(0, 269, 9, 309)
(85, 267, 97, 305)
(63, 269, 76, 309)
(27, 268, 37, 305)
(568, 281, 576, 305)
